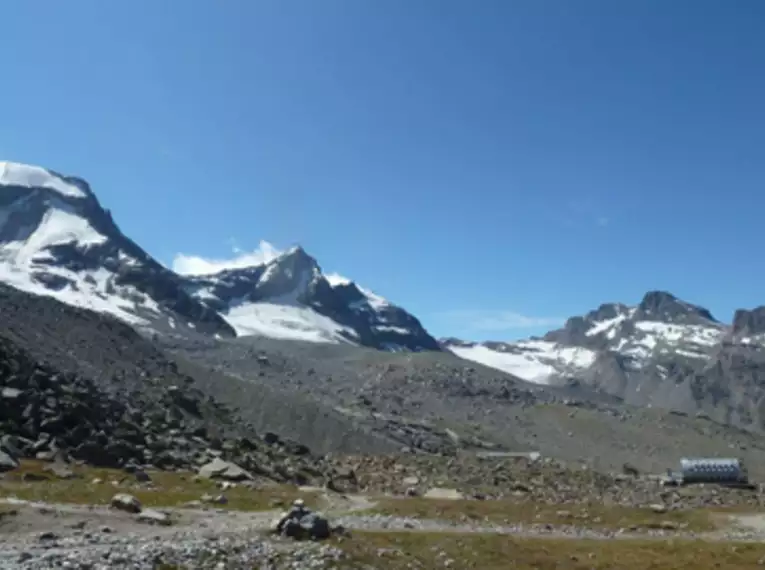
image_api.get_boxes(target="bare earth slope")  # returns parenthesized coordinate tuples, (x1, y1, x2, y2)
(165, 334, 765, 479)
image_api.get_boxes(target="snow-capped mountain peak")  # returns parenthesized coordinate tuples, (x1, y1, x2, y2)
(184, 248, 438, 351)
(0, 160, 235, 336)
(0, 160, 439, 352)
(0, 161, 90, 200)
(443, 291, 731, 386)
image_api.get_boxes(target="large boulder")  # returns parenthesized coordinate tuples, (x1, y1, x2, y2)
(137, 509, 172, 526)
(198, 457, 253, 481)
(272, 510, 333, 541)
(0, 449, 18, 472)
(299, 512, 331, 540)
(110, 493, 142, 514)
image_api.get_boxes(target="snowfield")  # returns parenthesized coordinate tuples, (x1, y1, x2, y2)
(224, 301, 359, 343)
(448, 341, 597, 384)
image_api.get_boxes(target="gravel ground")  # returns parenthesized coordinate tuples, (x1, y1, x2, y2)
(4, 494, 765, 569)
(0, 499, 344, 569)
(333, 512, 765, 543)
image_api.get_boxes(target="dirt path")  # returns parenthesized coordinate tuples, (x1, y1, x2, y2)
(0, 490, 376, 544)
(3, 493, 765, 567)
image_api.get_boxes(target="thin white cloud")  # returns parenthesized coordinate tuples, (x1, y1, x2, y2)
(435, 309, 563, 332)
(172, 240, 282, 276)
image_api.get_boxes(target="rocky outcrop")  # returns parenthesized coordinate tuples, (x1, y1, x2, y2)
(732, 307, 765, 336)
(634, 291, 718, 325)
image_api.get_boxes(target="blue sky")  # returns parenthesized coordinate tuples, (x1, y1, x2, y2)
(1, 0, 764, 340)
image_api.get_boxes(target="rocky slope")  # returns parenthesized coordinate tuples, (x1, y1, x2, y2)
(443, 291, 765, 432)
(0, 161, 438, 352)
(0, 328, 334, 484)
(0, 282, 461, 459)
(165, 331, 765, 479)
(0, 283, 368, 473)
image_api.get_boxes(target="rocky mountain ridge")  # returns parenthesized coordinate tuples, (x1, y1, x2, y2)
(443, 290, 765, 432)
(184, 246, 439, 351)
(0, 161, 437, 352)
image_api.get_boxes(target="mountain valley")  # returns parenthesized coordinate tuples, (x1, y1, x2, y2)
(3, 160, 765, 474)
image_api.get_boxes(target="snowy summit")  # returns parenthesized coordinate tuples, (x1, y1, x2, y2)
(0, 161, 438, 352)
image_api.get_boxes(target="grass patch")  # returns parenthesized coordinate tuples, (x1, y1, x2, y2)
(331, 531, 765, 569)
(0, 460, 319, 512)
(372, 497, 721, 532)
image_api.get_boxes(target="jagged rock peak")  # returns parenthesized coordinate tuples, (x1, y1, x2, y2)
(732, 307, 765, 336)
(635, 290, 717, 324)
(584, 302, 631, 323)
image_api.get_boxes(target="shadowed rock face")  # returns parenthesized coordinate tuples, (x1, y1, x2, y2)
(732, 307, 765, 336)
(634, 291, 718, 325)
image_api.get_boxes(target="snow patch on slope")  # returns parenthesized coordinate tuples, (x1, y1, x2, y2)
(0, 192, 159, 326)
(586, 311, 633, 337)
(633, 321, 722, 346)
(0, 262, 158, 326)
(449, 345, 558, 383)
(449, 341, 597, 385)
(225, 302, 358, 343)
(0, 161, 87, 199)
(613, 321, 723, 363)
(1, 207, 106, 264)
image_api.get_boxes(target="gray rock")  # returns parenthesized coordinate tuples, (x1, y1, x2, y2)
(1, 387, 22, 400)
(299, 512, 331, 540)
(198, 458, 252, 481)
(0, 449, 19, 472)
(43, 462, 76, 479)
(137, 509, 172, 526)
(110, 493, 142, 514)
(134, 469, 151, 483)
